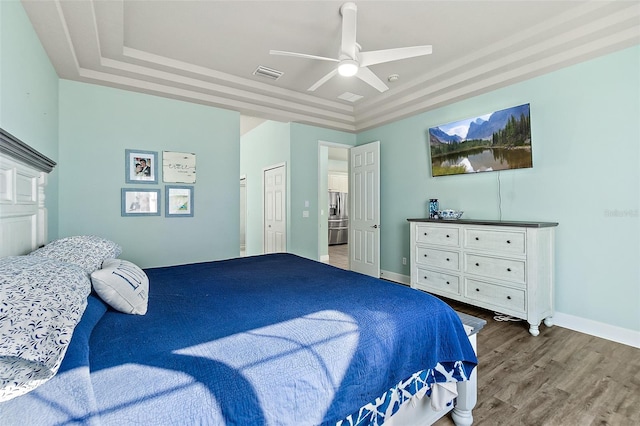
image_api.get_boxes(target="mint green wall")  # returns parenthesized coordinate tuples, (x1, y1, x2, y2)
(1, 0, 60, 239)
(59, 80, 240, 268)
(357, 45, 640, 332)
(290, 124, 356, 259)
(240, 122, 354, 259)
(240, 120, 291, 256)
(319, 145, 329, 258)
(7, 0, 637, 332)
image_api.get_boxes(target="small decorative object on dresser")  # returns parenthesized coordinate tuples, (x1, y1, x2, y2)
(428, 199, 439, 219)
(438, 209, 464, 220)
(407, 218, 558, 336)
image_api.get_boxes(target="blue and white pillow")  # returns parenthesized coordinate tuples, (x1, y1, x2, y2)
(0, 256, 92, 401)
(29, 235, 122, 274)
(91, 258, 149, 315)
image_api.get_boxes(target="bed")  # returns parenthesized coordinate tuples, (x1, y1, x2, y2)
(0, 130, 479, 425)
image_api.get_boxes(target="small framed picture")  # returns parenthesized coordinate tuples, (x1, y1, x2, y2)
(163, 151, 196, 183)
(165, 185, 194, 217)
(121, 188, 161, 217)
(125, 149, 158, 184)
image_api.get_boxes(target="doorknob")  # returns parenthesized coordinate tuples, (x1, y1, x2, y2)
(371, 224, 379, 229)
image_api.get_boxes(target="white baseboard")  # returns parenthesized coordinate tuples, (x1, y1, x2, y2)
(380, 270, 411, 285)
(554, 312, 640, 349)
(379, 270, 639, 349)
(319, 255, 330, 263)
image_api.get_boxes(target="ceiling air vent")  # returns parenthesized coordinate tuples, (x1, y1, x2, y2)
(338, 92, 363, 103)
(253, 66, 283, 80)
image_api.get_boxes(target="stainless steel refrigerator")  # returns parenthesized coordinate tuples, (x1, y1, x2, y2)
(328, 191, 348, 245)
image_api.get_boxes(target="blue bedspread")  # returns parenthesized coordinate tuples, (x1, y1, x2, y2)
(0, 254, 476, 425)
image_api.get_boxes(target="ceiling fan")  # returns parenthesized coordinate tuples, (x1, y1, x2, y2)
(270, 2, 432, 93)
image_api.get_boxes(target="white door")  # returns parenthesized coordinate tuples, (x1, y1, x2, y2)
(264, 164, 286, 253)
(349, 141, 380, 277)
(240, 176, 247, 256)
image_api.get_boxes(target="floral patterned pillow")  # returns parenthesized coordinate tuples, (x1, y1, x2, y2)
(29, 235, 122, 274)
(0, 256, 92, 401)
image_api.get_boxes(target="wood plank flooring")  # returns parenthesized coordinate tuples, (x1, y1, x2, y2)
(434, 297, 640, 426)
(328, 243, 349, 270)
(324, 247, 639, 425)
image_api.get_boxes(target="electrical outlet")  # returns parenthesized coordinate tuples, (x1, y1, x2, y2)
(402, 257, 407, 265)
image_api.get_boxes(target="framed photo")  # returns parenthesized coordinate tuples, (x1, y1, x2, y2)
(165, 185, 194, 217)
(163, 151, 196, 183)
(121, 188, 161, 217)
(125, 149, 158, 184)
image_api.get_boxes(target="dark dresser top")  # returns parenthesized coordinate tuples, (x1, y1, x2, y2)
(407, 218, 558, 228)
(457, 312, 487, 336)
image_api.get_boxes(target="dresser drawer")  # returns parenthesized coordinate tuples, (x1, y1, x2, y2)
(464, 228, 526, 255)
(415, 267, 460, 296)
(415, 225, 460, 247)
(416, 246, 460, 271)
(464, 253, 526, 284)
(465, 278, 526, 313)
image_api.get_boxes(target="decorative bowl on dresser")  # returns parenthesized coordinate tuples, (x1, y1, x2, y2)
(407, 218, 558, 336)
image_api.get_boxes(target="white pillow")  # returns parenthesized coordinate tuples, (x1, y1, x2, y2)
(90, 259, 148, 315)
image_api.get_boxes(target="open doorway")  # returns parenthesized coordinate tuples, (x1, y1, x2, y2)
(318, 142, 350, 270)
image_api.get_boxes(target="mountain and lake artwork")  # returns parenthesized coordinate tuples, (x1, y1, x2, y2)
(428, 103, 533, 177)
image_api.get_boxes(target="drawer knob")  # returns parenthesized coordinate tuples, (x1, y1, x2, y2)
(424, 254, 428, 257)
(475, 262, 480, 267)
(424, 232, 427, 236)
(475, 237, 479, 241)
(475, 288, 480, 292)
(446, 234, 450, 238)
(446, 258, 450, 262)
(507, 240, 511, 244)
(507, 296, 512, 300)
(507, 268, 512, 272)
(423, 276, 427, 279)
(446, 281, 450, 285)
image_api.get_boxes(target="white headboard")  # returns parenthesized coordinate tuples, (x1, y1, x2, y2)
(0, 128, 56, 257)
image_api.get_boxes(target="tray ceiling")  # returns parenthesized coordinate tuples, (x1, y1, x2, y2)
(21, 0, 640, 132)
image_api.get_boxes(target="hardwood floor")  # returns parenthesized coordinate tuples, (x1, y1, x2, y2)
(328, 243, 349, 270)
(323, 248, 639, 424)
(434, 297, 640, 426)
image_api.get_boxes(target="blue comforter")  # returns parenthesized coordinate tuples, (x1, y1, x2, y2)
(0, 254, 476, 425)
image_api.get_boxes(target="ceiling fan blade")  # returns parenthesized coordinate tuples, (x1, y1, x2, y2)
(308, 68, 339, 92)
(269, 50, 338, 62)
(355, 66, 389, 92)
(340, 2, 357, 60)
(359, 45, 433, 67)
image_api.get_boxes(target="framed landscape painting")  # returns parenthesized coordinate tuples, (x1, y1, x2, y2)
(428, 103, 532, 177)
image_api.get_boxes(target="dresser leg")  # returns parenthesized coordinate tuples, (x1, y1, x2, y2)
(543, 316, 554, 328)
(528, 322, 540, 336)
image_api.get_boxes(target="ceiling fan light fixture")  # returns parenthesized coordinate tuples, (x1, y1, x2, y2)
(270, 2, 431, 92)
(338, 60, 359, 77)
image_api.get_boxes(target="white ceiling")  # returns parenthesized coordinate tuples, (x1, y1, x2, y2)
(22, 1, 640, 133)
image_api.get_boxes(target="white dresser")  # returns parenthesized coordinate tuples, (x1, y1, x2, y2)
(407, 218, 558, 336)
